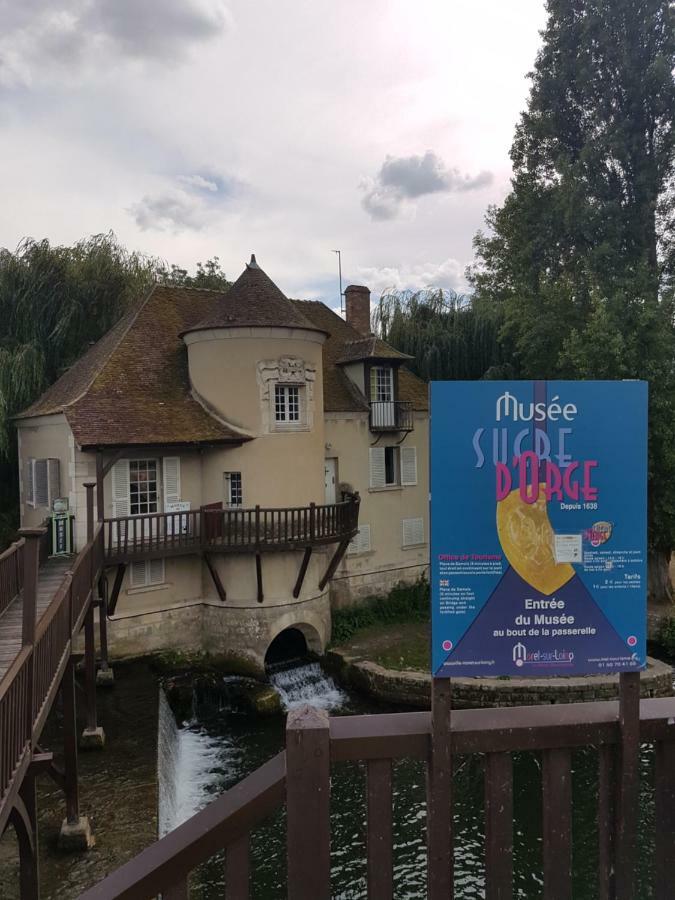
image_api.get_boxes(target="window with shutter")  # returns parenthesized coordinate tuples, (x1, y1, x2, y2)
(130, 558, 165, 588)
(348, 523, 371, 555)
(400, 447, 418, 486)
(163, 457, 181, 507)
(402, 517, 425, 547)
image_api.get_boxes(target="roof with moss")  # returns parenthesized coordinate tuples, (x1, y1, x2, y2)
(17, 261, 428, 447)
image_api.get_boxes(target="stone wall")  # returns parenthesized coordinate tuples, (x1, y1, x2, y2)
(327, 649, 673, 709)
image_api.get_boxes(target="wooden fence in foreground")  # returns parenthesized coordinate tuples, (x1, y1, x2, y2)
(78, 674, 675, 900)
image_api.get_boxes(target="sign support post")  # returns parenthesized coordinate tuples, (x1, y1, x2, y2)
(428, 678, 453, 900)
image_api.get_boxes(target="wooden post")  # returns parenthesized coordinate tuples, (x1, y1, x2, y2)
(286, 706, 331, 900)
(14, 773, 39, 900)
(18, 528, 44, 648)
(428, 678, 453, 900)
(62, 656, 80, 823)
(84, 482, 96, 542)
(95, 456, 104, 523)
(615, 670, 641, 900)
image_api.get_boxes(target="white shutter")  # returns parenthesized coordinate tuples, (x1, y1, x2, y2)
(348, 524, 371, 555)
(149, 558, 165, 585)
(130, 561, 147, 588)
(25, 458, 35, 507)
(163, 457, 181, 507)
(400, 447, 418, 486)
(369, 447, 386, 489)
(402, 517, 425, 547)
(34, 459, 49, 507)
(47, 458, 61, 506)
(112, 460, 130, 518)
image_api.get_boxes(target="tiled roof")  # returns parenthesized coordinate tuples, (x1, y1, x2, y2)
(17, 285, 248, 448)
(335, 336, 413, 365)
(292, 301, 428, 412)
(181, 257, 326, 337)
(17, 264, 428, 446)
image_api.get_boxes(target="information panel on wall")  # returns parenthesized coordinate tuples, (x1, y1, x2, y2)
(430, 380, 647, 678)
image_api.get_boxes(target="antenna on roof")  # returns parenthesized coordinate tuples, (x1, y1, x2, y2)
(332, 250, 344, 315)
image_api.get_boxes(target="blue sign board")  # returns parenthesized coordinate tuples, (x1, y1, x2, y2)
(430, 381, 647, 678)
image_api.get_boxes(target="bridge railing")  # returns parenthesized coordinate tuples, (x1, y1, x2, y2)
(0, 540, 23, 619)
(102, 495, 360, 562)
(78, 695, 675, 900)
(0, 523, 104, 827)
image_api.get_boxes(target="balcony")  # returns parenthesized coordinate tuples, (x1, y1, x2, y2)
(369, 400, 414, 432)
(102, 495, 360, 565)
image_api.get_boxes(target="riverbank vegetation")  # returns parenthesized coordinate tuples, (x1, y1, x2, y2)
(329, 578, 429, 646)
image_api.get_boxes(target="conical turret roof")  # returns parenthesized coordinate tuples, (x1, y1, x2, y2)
(181, 256, 327, 336)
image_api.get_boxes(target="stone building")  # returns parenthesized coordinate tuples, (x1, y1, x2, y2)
(15, 257, 429, 671)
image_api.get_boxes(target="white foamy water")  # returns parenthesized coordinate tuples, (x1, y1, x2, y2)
(157, 689, 229, 836)
(269, 661, 347, 712)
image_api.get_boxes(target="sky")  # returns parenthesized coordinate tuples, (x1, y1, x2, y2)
(0, 0, 548, 303)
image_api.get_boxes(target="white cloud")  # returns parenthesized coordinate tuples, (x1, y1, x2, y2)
(357, 258, 469, 296)
(129, 171, 240, 232)
(361, 151, 493, 220)
(0, 0, 230, 88)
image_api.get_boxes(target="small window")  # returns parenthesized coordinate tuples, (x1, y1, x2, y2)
(130, 558, 165, 589)
(274, 384, 302, 426)
(129, 459, 158, 516)
(224, 472, 243, 507)
(25, 457, 60, 509)
(370, 366, 394, 403)
(369, 446, 401, 489)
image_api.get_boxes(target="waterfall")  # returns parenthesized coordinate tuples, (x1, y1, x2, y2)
(157, 688, 226, 837)
(268, 661, 347, 712)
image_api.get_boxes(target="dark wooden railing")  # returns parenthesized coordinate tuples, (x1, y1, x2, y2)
(78, 695, 675, 900)
(103, 496, 360, 564)
(0, 526, 50, 620)
(369, 400, 414, 432)
(0, 523, 104, 833)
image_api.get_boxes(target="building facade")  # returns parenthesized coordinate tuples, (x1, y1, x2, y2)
(16, 258, 429, 672)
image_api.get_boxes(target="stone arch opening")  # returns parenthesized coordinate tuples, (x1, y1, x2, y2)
(264, 623, 322, 668)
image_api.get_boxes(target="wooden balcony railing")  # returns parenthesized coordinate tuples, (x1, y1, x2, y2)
(369, 400, 414, 432)
(79, 694, 675, 900)
(102, 495, 360, 564)
(0, 524, 50, 621)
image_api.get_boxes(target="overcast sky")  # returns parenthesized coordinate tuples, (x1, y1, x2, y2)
(0, 0, 548, 303)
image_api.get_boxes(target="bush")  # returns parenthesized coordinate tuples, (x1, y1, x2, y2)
(330, 577, 429, 645)
(655, 617, 675, 659)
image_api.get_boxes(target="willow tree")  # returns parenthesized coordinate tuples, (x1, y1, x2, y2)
(374, 288, 507, 382)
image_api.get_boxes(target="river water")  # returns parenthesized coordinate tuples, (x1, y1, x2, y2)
(0, 658, 661, 899)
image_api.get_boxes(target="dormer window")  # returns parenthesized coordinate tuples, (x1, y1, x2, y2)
(370, 366, 394, 404)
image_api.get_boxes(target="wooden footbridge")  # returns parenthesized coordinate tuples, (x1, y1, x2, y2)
(0, 484, 107, 899)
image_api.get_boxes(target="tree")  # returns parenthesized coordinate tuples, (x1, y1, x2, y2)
(374, 288, 508, 381)
(470, 0, 675, 602)
(0, 233, 230, 547)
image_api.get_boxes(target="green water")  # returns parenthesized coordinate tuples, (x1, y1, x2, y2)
(0, 660, 661, 899)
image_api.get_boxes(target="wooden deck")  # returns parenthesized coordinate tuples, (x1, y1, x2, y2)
(0, 556, 72, 679)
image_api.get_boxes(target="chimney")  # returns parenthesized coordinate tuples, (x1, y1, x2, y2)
(344, 285, 372, 335)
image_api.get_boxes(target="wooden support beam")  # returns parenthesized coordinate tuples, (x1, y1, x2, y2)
(293, 547, 313, 599)
(29, 752, 56, 779)
(318, 537, 350, 591)
(62, 657, 80, 822)
(101, 449, 125, 479)
(615, 671, 641, 900)
(428, 678, 453, 900)
(97, 579, 110, 672)
(13, 776, 39, 900)
(255, 553, 264, 603)
(107, 564, 126, 615)
(83, 607, 97, 732)
(204, 554, 226, 603)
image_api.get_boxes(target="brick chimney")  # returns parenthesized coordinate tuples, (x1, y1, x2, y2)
(344, 285, 372, 335)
